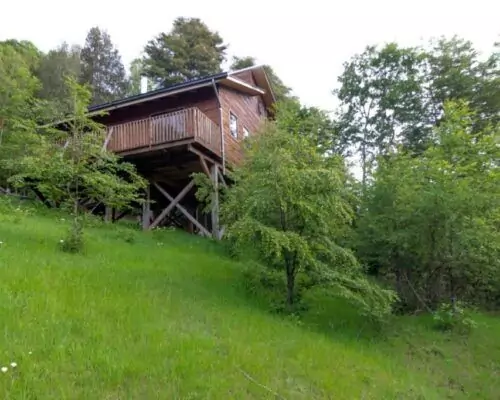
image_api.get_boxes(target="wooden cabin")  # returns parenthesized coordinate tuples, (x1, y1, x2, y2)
(90, 65, 276, 238)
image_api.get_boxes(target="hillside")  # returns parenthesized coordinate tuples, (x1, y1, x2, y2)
(0, 204, 498, 399)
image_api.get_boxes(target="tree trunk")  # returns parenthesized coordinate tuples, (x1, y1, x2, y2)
(286, 267, 295, 307)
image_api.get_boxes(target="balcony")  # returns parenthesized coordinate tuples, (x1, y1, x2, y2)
(106, 107, 221, 157)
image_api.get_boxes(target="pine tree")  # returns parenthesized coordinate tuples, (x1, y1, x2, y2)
(80, 27, 128, 106)
(143, 17, 227, 88)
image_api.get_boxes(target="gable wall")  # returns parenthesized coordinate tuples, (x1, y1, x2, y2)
(219, 86, 267, 165)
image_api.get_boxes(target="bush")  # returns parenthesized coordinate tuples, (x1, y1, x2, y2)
(433, 301, 477, 333)
(59, 219, 84, 253)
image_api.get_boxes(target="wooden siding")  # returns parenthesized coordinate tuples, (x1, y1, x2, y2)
(231, 70, 257, 86)
(107, 107, 221, 156)
(219, 86, 267, 165)
(95, 87, 220, 128)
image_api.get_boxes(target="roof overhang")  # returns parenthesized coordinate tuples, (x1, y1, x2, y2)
(85, 65, 276, 117)
(228, 65, 276, 112)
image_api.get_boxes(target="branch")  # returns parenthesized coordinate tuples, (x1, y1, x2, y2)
(236, 366, 286, 400)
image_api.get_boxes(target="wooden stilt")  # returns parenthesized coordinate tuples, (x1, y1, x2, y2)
(104, 206, 112, 223)
(152, 181, 211, 237)
(142, 184, 151, 230)
(149, 180, 194, 230)
(211, 164, 220, 239)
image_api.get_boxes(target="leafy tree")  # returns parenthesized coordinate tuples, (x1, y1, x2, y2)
(213, 104, 395, 318)
(274, 100, 340, 155)
(335, 43, 427, 187)
(0, 39, 41, 73)
(0, 42, 41, 184)
(230, 56, 293, 101)
(80, 27, 128, 106)
(335, 37, 500, 187)
(127, 57, 149, 96)
(143, 17, 227, 88)
(10, 77, 146, 252)
(37, 42, 82, 118)
(356, 101, 500, 311)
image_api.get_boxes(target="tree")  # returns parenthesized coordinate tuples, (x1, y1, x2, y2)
(274, 100, 340, 155)
(37, 42, 82, 118)
(0, 42, 42, 184)
(127, 57, 148, 96)
(10, 77, 146, 252)
(335, 37, 500, 187)
(230, 56, 293, 102)
(80, 27, 128, 106)
(215, 104, 395, 318)
(335, 43, 427, 187)
(356, 101, 500, 311)
(143, 17, 227, 88)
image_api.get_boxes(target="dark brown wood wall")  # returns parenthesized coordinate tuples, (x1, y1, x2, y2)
(95, 87, 220, 127)
(219, 86, 267, 165)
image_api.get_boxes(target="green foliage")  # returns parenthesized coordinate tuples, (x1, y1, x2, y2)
(356, 101, 500, 311)
(1, 208, 499, 398)
(127, 58, 150, 96)
(9, 77, 146, 251)
(432, 301, 477, 333)
(36, 42, 82, 118)
(0, 41, 44, 185)
(335, 37, 500, 186)
(80, 27, 128, 105)
(60, 217, 84, 253)
(220, 104, 395, 319)
(143, 17, 227, 88)
(274, 100, 340, 154)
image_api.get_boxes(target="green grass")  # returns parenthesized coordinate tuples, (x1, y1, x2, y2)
(0, 204, 498, 399)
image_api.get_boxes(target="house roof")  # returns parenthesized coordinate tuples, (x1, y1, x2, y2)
(88, 65, 276, 115)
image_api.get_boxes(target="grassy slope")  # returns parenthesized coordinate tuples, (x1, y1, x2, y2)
(0, 207, 498, 399)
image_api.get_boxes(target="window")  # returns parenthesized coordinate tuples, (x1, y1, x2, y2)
(229, 112, 238, 138)
(243, 127, 250, 138)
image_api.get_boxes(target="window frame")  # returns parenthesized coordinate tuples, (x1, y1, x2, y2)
(229, 111, 238, 139)
(243, 126, 250, 138)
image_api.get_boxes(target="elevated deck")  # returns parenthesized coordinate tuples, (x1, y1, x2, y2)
(106, 107, 222, 159)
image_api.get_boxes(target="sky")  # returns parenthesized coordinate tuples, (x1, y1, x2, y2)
(1, 0, 499, 112)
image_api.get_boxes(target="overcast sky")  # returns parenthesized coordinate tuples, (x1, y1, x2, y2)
(1, 0, 499, 111)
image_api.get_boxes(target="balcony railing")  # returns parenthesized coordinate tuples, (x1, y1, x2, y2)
(106, 107, 221, 156)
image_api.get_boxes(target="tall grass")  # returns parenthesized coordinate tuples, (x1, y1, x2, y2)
(0, 202, 498, 398)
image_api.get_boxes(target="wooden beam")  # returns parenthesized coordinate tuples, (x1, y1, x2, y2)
(149, 179, 194, 230)
(117, 138, 193, 157)
(153, 182, 211, 237)
(104, 206, 113, 223)
(142, 184, 151, 230)
(211, 164, 220, 239)
(102, 127, 114, 151)
(188, 144, 218, 167)
(113, 209, 129, 222)
(199, 156, 211, 177)
(217, 168, 227, 187)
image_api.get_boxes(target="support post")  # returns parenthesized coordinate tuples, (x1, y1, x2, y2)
(211, 164, 220, 239)
(142, 184, 151, 230)
(104, 206, 113, 223)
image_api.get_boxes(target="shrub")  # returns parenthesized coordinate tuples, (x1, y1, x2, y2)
(432, 300, 477, 333)
(60, 219, 84, 254)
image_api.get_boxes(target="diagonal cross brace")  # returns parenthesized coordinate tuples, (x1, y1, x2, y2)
(149, 180, 194, 230)
(152, 181, 211, 237)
